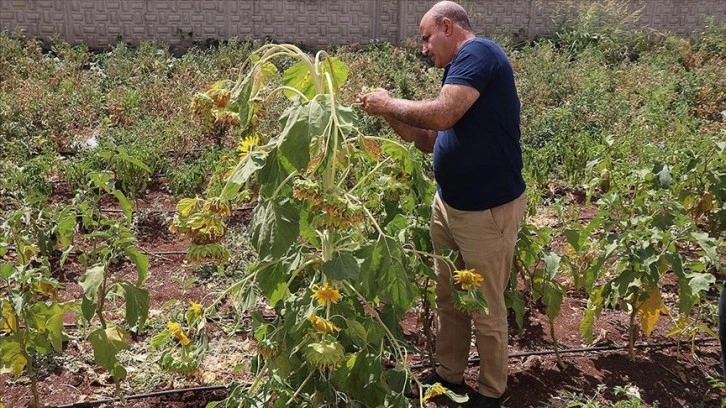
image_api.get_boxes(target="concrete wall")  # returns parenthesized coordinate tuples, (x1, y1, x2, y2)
(1, 1, 724, 50)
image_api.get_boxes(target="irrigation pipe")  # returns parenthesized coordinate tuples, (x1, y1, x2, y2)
(47, 337, 718, 407)
(99, 205, 255, 214)
(53, 384, 229, 408)
(408, 337, 719, 369)
(3, 246, 189, 257)
(55, 148, 211, 159)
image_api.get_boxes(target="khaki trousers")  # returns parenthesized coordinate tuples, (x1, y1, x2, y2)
(430, 191, 527, 398)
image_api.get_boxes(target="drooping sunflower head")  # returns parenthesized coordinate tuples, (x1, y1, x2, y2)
(256, 338, 279, 358)
(238, 134, 260, 158)
(312, 283, 342, 306)
(308, 315, 341, 334)
(453, 268, 484, 290)
(188, 301, 203, 317)
(190, 92, 215, 116)
(422, 382, 447, 402)
(167, 321, 191, 346)
(304, 340, 345, 369)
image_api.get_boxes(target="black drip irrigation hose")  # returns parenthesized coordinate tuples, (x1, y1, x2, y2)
(53, 384, 229, 408)
(99, 205, 255, 214)
(3, 246, 189, 257)
(46, 337, 718, 408)
(452, 337, 718, 368)
(55, 148, 211, 159)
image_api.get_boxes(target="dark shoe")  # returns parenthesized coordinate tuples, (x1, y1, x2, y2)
(469, 392, 502, 408)
(420, 370, 465, 390)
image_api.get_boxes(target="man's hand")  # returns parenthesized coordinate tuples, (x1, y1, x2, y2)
(358, 88, 392, 116)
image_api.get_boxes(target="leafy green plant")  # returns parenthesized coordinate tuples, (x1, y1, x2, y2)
(98, 145, 153, 200)
(579, 163, 721, 359)
(672, 139, 725, 235)
(514, 221, 566, 367)
(0, 208, 76, 408)
(550, 0, 648, 63)
(1, 154, 55, 204)
(76, 172, 150, 394)
(166, 148, 223, 197)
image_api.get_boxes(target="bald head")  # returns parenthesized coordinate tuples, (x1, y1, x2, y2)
(429, 1, 472, 32)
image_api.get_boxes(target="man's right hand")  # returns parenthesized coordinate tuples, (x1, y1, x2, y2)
(359, 88, 393, 116)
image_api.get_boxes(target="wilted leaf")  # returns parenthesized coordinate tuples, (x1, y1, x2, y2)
(118, 281, 149, 332)
(88, 326, 130, 380)
(79, 264, 105, 322)
(637, 287, 668, 336)
(0, 339, 27, 378)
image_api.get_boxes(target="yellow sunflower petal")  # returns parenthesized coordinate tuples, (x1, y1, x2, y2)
(453, 268, 484, 290)
(422, 383, 447, 402)
(312, 284, 342, 306)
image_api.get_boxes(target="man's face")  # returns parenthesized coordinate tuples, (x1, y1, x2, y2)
(420, 14, 449, 68)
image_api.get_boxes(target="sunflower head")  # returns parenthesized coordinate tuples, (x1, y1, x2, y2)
(167, 321, 191, 346)
(238, 134, 260, 158)
(422, 382, 447, 402)
(453, 268, 484, 290)
(190, 92, 215, 116)
(304, 340, 345, 369)
(257, 338, 279, 358)
(188, 301, 203, 317)
(312, 283, 342, 306)
(308, 315, 341, 334)
(452, 288, 489, 315)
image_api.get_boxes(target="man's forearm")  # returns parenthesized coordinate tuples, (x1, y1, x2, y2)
(383, 114, 436, 153)
(386, 98, 449, 131)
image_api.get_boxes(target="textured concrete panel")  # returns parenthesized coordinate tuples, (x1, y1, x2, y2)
(0, 0, 724, 50)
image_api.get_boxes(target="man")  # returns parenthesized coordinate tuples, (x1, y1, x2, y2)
(359, 1, 527, 407)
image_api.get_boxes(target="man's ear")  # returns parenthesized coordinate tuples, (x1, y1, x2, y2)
(443, 18, 456, 36)
(443, 18, 452, 35)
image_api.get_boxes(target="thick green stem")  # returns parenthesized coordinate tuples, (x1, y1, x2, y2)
(321, 230, 335, 319)
(628, 286, 641, 361)
(346, 156, 393, 194)
(360, 204, 385, 237)
(270, 170, 299, 200)
(628, 306, 637, 361)
(97, 265, 108, 329)
(248, 358, 270, 395)
(291, 369, 316, 402)
(550, 318, 565, 369)
(322, 124, 337, 193)
(321, 71, 340, 193)
(27, 353, 40, 408)
(420, 278, 436, 371)
(404, 248, 459, 274)
(344, 282, 407, 365)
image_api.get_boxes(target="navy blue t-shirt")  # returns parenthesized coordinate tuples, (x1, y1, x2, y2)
(433, 38, 525, 211)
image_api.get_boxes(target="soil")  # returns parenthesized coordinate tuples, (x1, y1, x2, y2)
(1, 185, 724, 408)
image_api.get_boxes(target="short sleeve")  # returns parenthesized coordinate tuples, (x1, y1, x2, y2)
(443, 40, 499, 94)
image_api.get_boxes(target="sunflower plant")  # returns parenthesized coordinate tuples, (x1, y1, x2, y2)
(172, 43, 448, 407)
(149, 300, 208, 374)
